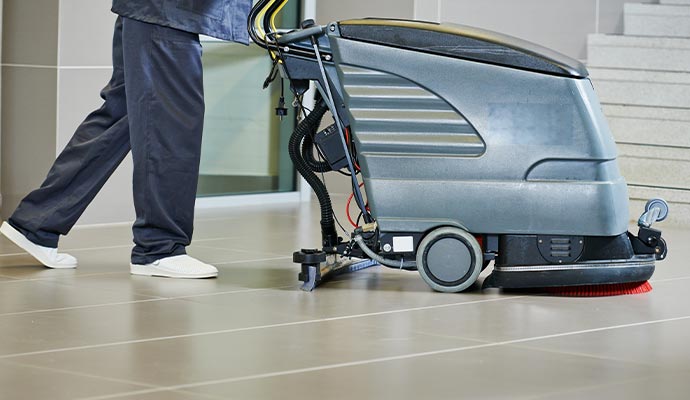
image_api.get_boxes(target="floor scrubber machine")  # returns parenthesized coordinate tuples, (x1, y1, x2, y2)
(249, 0, 669, 293)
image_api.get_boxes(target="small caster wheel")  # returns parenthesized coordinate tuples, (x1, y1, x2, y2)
(645, 198, 669, 223)
(416, 227, 483, 293)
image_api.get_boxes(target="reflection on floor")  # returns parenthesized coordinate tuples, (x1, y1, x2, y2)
(197, 174, 281, 196)
(1, 196, 689, 400)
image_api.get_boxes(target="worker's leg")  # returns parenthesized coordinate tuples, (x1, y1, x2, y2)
(7, 17, 131, 248)
(121, 18, 205, 265)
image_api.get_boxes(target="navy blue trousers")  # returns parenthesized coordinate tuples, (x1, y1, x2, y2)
(9, 17, 205, 264)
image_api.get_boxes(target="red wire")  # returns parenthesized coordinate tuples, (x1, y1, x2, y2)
(346, 182, 366, 228)
(345, 127, 365, 227)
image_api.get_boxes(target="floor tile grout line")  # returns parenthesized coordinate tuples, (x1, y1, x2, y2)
(190, 244, 287, 258)
(0, 253, 292, 272)
(0, 285, 297, 318)
(170, 389, 234, 400)
(64, 229, 303, 251)
(0, 244, 131, 256)
(0, 296, 526, 360)
(2, 265, 689, 286)
(61, 244, 131, 252)
(64, 232, 298, 252)
(0, 269, 687, 318)
(0, 271, 132, 284)
(183, 212, 303, 224)
(214, 255, 292, 265)
(191, 231, 300, 243)
(0, 231, 301, 254)
(2, 359, 159, 391)
(649, 275, 690, 283)
(508, 340, 659, 369)
(521, 372, 662, 400)
(1, 270, 689, 318)
(58, 212, 306, 235)
(75, 314, 690, 400)
(172, 284, 297, 301)
(0, 256, 294, 284)
(0, 252, 41, 257)
(3, 358, 229, 400)
(0, 298, 166, 318)
(68, 212, 302, 231)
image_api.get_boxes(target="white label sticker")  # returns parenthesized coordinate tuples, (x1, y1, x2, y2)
(393, 236, 415, 253)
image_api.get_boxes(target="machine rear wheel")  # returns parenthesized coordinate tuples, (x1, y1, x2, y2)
(416, 227, 483, 293)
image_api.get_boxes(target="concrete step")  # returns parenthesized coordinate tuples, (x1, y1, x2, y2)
(617, 143, 690, 190)
(624, 3, 690, 38)
(628, 185, 690, 227)
(589, 67, 690, 109)
(629, 184, 690, 205)
(603, 105, 690, 148)
(588, 34, 690, 72)
(661, 0, 690, 5)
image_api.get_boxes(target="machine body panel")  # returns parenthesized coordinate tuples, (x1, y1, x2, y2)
(329, 33, 628, 236)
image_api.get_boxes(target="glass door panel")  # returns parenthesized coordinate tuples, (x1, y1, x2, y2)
(197, 1, 299, 197)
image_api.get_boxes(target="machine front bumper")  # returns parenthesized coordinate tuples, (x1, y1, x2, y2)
(482, 255, 656, 289)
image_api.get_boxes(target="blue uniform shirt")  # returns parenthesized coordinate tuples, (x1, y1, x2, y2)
(111, 0, 253, 44)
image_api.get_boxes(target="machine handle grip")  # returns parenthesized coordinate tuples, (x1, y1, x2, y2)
(276, 25, 326, 45)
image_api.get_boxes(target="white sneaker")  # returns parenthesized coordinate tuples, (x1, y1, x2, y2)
(130, 254, 218, 279)
(0, 221, 77, 269)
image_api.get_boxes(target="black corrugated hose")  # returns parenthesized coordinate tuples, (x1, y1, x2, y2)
(301, 104, 331, 173)
(289, 99, 339, 248)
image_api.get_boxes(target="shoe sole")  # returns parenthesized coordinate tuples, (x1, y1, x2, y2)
(130, 264, 218, 279)
(0, 222, 77, 269)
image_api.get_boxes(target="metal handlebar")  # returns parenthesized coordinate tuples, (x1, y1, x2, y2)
(248, 0, 326, 60)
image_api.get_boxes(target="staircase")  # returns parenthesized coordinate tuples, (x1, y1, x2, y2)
(587, 0, 690, 227)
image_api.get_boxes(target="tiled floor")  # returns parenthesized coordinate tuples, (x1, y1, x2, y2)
(1, 196, 689, 400)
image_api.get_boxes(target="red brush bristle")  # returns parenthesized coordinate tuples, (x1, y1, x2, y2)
(545, 281, 652, 297)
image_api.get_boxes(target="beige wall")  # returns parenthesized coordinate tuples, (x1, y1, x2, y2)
(416, 0, 656, 60)
(316, 0, 415, 23)
(316, 0, 656, 61)
(1, 0, 127, 224)
(1, 0, 61, 219)
(0, 0, 3, 209)
(1, 0, 125, 225)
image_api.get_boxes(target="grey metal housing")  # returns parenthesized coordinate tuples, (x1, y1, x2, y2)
(327, 23, 629, 237)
